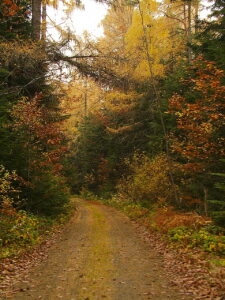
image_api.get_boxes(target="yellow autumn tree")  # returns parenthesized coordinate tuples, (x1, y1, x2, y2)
(125, 0, 185, 80)
(58, 76, 104, 139)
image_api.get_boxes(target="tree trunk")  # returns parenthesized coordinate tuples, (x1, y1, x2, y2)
(84, 80, 87, 116)
(32, 0, 42, 40)
(204, 187, 208, 217)
(42, 0, 47, 40)
(187, 0, 192, 63)
(138, 1, 180, 205)
(194, 0, 199, 34)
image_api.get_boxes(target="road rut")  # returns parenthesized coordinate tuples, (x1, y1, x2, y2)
(2, 200, 189, 300)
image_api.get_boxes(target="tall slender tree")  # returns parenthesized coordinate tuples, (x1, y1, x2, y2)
(32, 0, 42, 40)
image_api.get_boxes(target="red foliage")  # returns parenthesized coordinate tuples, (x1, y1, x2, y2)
(11, 95, 67, 175)
(168, 58, 225, 173)
(2, 0, 20, 17)
(0, 202, 17, 216)
(153, 206, 211, 232)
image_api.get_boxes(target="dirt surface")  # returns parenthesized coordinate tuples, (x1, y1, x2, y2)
(0, 200, 190, 300)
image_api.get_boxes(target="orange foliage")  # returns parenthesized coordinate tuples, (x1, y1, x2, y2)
(2, 0, 20, 17)
(0, 200, 16, 216)
(153, 206, 211, 233)
(11, 96, 67, 175)
(168, 57, 225, 171)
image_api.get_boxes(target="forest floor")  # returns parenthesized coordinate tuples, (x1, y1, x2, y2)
(0, 199, 192, 300)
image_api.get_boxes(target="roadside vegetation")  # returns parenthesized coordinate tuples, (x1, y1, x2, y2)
(67, 0, 225, 265)
(0, 0, 225, 272)
(0, 165, 72, 259)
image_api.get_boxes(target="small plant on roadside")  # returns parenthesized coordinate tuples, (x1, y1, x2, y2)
(168, 226, 225, 255)
(0, 205, 55, 258)
(0, 211, 37, 257)
(0, 165, 21, 206)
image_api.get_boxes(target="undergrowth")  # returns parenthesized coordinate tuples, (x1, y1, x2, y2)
(168, 226, 225, 255)
(0, 199, 74, 259)
(81, 190, 225, 257)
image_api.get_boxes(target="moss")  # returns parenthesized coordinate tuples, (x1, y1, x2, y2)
(77, 203, 116, 299)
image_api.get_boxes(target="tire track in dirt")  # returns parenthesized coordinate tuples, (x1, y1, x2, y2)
(1, 200, 190, 300)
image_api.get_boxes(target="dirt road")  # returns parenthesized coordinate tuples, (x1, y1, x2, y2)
(2, 200, 189, 300)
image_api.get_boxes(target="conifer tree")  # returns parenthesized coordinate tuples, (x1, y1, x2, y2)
(194, 0, 225, 69)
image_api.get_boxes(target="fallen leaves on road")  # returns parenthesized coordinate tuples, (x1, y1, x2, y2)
(133, 221, 225, 300)
(0, 223, 70, 298)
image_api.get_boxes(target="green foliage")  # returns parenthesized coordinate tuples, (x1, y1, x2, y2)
(209, 208, 225, 227)
(0, 206, 52, 258)
(119, 203, 149, 220)
(208, 160, 225, 225)
(211, 160, 225, 193)
(117, 153, 179, 206)
(0, 0, 31, 41)
(71, 115, 108, 192)
(0, 211, 40, 248)
(0, 196, 74, 258)
(68, 89, 165, 195)
(79, 188, 99, 201)
(210, 258, 225, 267)
(0, 0, 224, 263)
(26, 172, 70, 216)
(0, 165, 21, 205)
(168, 226, 225, 255)
(97, 195, 225, 256)
(0, 41, 70, 218)
(193, 0, 225, 70)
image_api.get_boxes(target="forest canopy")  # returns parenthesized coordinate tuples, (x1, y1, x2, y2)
(0, 0, 225, 259)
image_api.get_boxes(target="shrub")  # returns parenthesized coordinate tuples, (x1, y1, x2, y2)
(168, 226, 225, 255)
(117, 153, 179, 206)
(0, 201, 44, 258)
(27, 172, 70, 216)
(0, 211, 40, 248)
(0, 165, 21, 206)
(152, 206, 211, 232)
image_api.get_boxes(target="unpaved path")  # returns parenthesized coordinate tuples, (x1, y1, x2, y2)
(1, 200, 190, 300)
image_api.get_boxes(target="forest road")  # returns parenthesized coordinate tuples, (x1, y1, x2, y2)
(5, 199, 190, 300)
